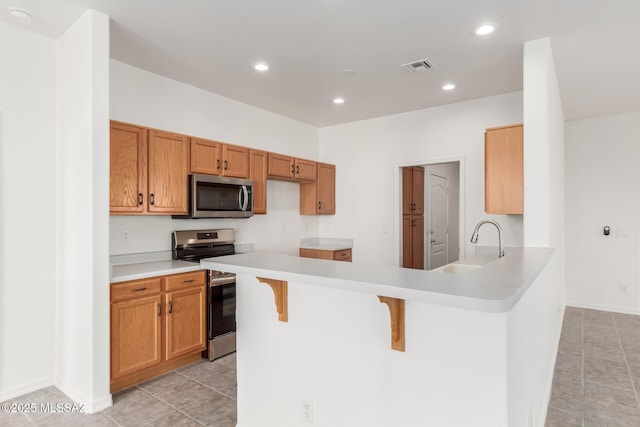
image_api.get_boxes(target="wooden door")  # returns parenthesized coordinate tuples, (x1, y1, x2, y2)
(485, 124, 523, 214)
(402, 166, 424, 215)
(317, 163, 335, 214)
(164, 286, 206, 361)
(412, 216, 425, 269)
(268, 153, 294, 179)
(250, 149, 268, 214)
(295, 159, 317, 181)
(111, 295, 162, 379)
(110, 122, 147, 214)
(147, 130, 189, 214)
(428, 173, 448, 270)
(222, 144, 250, 178)
(412, 166, 425, 215)
(190, 137, 222, 175)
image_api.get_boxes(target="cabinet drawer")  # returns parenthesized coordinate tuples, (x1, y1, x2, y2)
(333, 249, 352, 262)
(164, 271, 206, 292)
(111, 278, 162, 303)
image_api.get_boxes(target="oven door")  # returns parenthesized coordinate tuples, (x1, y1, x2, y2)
(208, 277, 236, 340)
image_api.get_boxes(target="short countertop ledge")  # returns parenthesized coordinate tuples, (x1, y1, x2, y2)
(200, 247, 555, 313)
(110, 260, 202, 283)
(299, 237, 353, 251)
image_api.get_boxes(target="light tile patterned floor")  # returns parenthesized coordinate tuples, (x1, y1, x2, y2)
(546, 307, 640, 426)
(0, 353, 237, 427)
(5, 309, 640, 427)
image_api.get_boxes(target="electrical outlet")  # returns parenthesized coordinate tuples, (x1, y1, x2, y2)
(302, 399, 313, 423)
(121, 230, 129, 243)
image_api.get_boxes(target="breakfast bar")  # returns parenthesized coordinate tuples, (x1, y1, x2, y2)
(201, 248, 561, 427)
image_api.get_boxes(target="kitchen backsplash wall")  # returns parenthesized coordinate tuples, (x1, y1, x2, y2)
(110, 180, 320, 256)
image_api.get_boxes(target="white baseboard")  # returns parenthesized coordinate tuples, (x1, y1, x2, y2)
(55, 379, 112, 414)
(0, 376, 54, 402)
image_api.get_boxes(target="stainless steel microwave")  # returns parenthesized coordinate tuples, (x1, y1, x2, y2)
(173, 174, 253, 219)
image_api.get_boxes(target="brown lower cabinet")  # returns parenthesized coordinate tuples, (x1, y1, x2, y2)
(403, 215, 424, 269)
(110, 271, 206, 393)
(299, 248, 352, 262)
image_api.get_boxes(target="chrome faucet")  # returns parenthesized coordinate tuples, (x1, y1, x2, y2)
(470, 220, 505, 258)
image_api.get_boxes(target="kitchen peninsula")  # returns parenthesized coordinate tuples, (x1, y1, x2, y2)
(201, 248, 561, 427)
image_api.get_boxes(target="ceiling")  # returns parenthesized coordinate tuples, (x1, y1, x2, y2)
(2, 0, 639, 127)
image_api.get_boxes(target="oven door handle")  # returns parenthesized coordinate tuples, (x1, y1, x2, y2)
(209, 278, 236, 287)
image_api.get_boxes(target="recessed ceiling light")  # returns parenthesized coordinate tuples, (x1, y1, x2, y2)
(333, 97, 345, 104)
(254, 63, 269, 72)
(442, 83, 456, 91)
(475, 24, 495, 36)
(8, 6, 32, 23)
(340, 68, 356, 77)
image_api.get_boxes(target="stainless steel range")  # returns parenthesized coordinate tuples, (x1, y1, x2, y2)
(172, 228, 237, 361)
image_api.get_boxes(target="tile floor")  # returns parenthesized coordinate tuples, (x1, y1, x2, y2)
(4, 308, 640, 427)
(0, 352, 237, 427)
(546, 307, 640, 426)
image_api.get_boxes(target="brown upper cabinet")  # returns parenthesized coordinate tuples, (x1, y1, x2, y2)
(300, 162, 335, 214)
(110, 121, 189, 215)
(190, 137, 249, 179)
(250, 149, 268, 215)
(484, 124, 523, 214)
(267, 153, 317, 182)
(402, 166, 424, 216)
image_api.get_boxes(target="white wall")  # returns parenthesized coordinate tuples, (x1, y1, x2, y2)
(565, 112, 640, 313)
(317, 92, 524, 266)
(55, 10, 111, 412)
(521, 37, 566, 425)
(109, 61, 321, 256)
(0, 22, 56, 401)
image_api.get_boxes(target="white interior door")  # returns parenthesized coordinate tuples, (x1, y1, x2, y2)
(428, 173, 448, 269)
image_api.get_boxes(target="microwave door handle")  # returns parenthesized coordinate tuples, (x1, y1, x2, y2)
(241, 185, 249, 211)
(238, 187, 244, 211)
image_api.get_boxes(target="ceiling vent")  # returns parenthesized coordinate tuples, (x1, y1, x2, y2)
(402, 58, 435, 73)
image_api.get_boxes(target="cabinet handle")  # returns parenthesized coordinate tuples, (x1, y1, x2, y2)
(217, 159, 221, 169)
(411, 203, 416, 211)
(138, 193, 143, 205)
(412, 219, 416, 227)
(224, 160, 228, 170)
(132, 287, 147, 292)
(291, 164, 295, 174)
(168, 300, 173, 314)
(150, 193, 155, 205)
(157, 303, 161, 316)
(318, 201, 322, 210)
(296, 165, 300, 174)
(182, 279, 194, 283)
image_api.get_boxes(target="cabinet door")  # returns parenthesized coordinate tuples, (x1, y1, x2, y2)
(485, 124, 523, 214)
(222, 144, 250, 178)
(190, 137, 222, 175)
(402, 166, 424, 216)
(412, 167, 424, 215)
(147, 130, 190, 214)
(267, 153, 294, 179)
(402, 215, 424, 269)
(294, 159, 317, 181)
(250, 149, 268, 214)
(317, 163, 335, 214)
(164, 286, 206, 361)
(111, 295, 162, 379)
(110, 122, 147, 214)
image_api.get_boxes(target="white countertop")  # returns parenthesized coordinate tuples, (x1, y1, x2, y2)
(200, 247, 554, 313)
(110, 260, 202, 283)
(299, 237, 353, 251)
